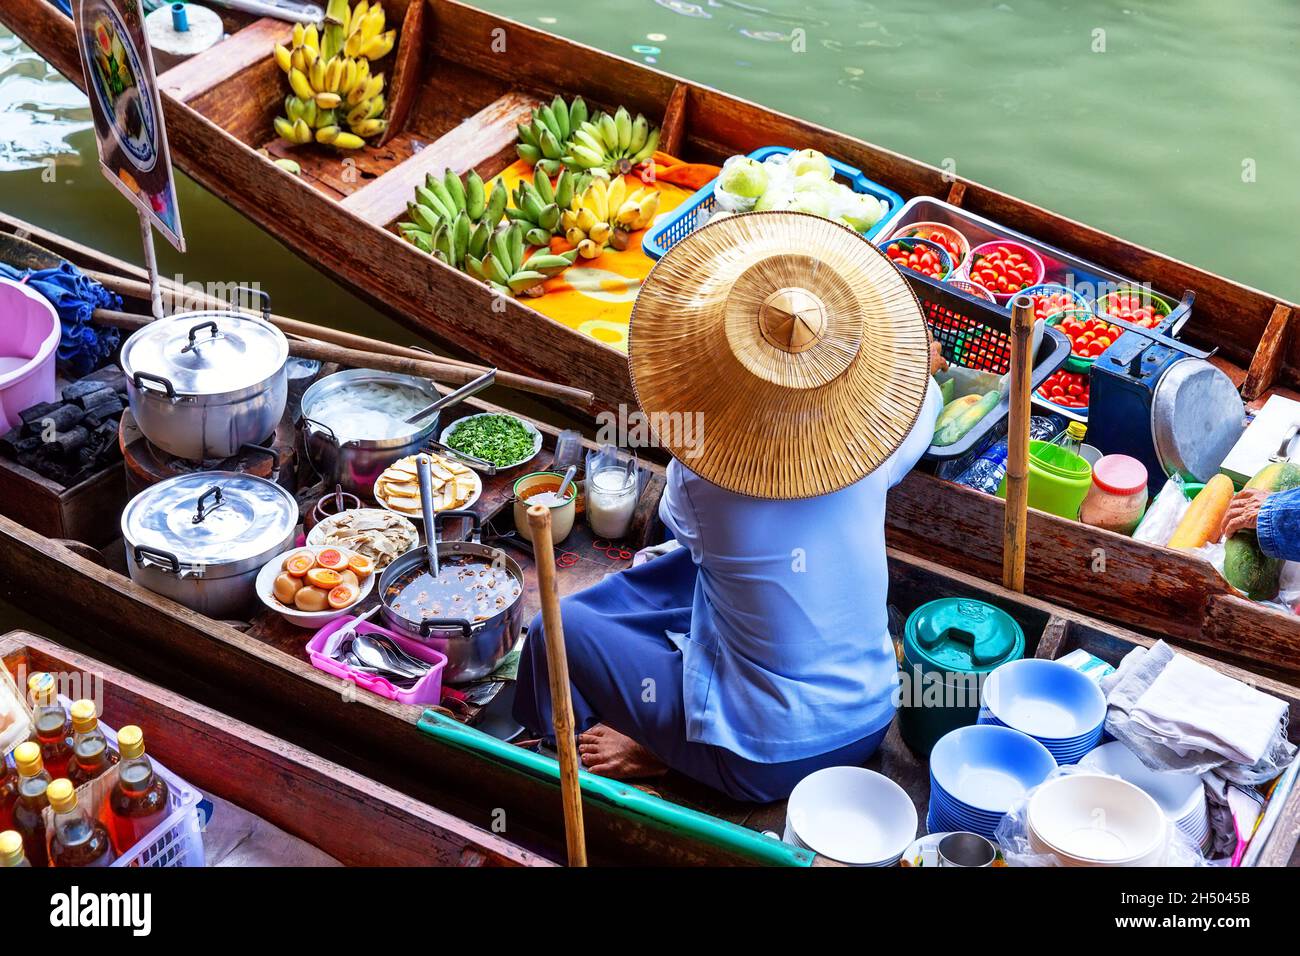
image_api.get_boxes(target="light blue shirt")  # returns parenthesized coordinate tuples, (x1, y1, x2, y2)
(659, 381, 942, 763)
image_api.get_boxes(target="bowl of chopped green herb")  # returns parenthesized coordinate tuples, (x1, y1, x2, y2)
(441, 413, 543, 471)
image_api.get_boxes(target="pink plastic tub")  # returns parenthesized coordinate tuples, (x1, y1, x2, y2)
(0, 276, 60, 433)
(308, 614, 448, 705)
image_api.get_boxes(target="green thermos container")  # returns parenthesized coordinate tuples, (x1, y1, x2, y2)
(898, 598, 1025, 756)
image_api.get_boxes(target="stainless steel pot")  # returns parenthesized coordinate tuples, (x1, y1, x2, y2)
(121, 469, 298, 618)
(120, 306, 288, 460)
(376, 510, 523, 682)
(300, 368, 494, 496)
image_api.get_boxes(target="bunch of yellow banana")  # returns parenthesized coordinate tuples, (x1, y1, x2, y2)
(271, 4, 392, 149)
(341, 0, 396, 60)
(560, 175, 661, 259)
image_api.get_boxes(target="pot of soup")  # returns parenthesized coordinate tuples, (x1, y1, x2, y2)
(300, 368, 494, 496)
(377, 509, 524, 682)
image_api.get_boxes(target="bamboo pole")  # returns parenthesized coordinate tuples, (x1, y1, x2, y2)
(526, 503, 587, 867)
(1002, 294, 1035, 592)
(92, 308, 595, 407)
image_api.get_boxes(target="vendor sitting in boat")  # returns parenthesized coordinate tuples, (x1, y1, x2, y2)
(514, 213, 942, 802)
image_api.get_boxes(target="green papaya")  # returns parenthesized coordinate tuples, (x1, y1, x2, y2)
(933, 394, 980, 440)
(1222, 461, 1300, 600)
(933, 390, 1000, 447)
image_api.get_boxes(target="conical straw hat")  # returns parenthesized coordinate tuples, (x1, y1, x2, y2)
(629, 211, 931, 499)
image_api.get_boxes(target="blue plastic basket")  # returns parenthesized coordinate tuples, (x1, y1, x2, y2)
(642, 146, 904, 260)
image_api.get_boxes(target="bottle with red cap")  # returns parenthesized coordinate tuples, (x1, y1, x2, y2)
(1079, 454, 1149, 535)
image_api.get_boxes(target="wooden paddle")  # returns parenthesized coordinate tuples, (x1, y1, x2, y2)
(526, 503, 588, 867)
(1002, 295, 1036, 592)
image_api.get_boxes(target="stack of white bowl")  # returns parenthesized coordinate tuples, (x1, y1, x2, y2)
(1027, 773, 1169, 866)
(783, 767, 918, 866)
(1080, 742, 1211, 853)
(979, 659, 1106, 764)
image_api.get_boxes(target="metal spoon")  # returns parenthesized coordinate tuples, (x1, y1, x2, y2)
(556, 464, 577, 501)
(353, 633, 430, 679)
(417, 453, 439, 577)
(404, 369, 497, 425)
(363, 633, 434, 675)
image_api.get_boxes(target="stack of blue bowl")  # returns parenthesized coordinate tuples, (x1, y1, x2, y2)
(977, 659, 1106, 764)
(927, 724, 1057, 839)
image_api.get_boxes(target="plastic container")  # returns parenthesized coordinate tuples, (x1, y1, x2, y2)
(899, 598, 1025, 757)
(0, 276, 61, 433)
(1079, 454, 1149, 534)
(642, 145, 904, 259)
(880, 236, 954, 281)
(997, 439, 1093, 519)
(887, 220, 971, 270)
(1021, 282, 1091, 320)
(944, 278, 997, 303)
(963, 240, 1046, 303)
(1095, 287, 1176, 327)
(1045, 307, 1118, 373)
(307, 615, 448, 706)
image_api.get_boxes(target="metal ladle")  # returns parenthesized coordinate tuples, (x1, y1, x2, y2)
(417, 453, 439, 577)
(404, 368, 497, 425)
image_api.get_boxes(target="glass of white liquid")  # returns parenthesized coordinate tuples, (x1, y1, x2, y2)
(586, 464, 639, 539)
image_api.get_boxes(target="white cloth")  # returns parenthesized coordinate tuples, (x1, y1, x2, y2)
(1129, 655, 1287, 767)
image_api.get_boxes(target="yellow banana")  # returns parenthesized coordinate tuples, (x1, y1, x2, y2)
(292, 118, 313, 144)
(361, 6, 386, 41)
(332, 132, 366, 150)
(273, 43, 292, 73)
(350, 0, 370, 33)
(300, 43, 318, 70)
(339, 57, 359, 94)
(290, 47, 307, 72)
(351, 118, 387, 138)
(315, 125, 341, 145)
(292, 22, 305, 48)
(309, 59, 327, 92)
(303, 23, 319, 52)
(361, 30, 395, 60)
(288, 68, 315, 101)
(273, 116, 298, 142)
(315, 91, 342, 109)
(325, 57, 343, 93)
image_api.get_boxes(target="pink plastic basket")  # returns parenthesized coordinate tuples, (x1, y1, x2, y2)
(0, 276, 60, 433)
(963, 240, 1046, 303)
(308, 615, 448, 705)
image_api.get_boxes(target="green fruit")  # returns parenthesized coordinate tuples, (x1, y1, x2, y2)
(1223, 462, 1300, 600)
(484, 181, 508, 225)
(444, 169, 467, 212)
(718, 157, 768, 200)
(507, 270, 548, 295)
(465, 170, 486, 220)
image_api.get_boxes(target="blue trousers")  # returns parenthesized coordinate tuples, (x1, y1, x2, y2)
(513, 548, 890, 803)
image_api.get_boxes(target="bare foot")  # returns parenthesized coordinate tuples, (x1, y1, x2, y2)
(578, 724, 668, 779)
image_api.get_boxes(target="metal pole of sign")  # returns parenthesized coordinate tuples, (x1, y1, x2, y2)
(138, 209, 165, 320)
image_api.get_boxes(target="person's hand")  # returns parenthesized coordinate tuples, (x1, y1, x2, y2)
(1216, 488, 1270, 541)
(929, 340, 948, 376)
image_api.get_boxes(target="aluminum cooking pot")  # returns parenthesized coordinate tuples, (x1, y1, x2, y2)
(376, 510, 523, 683)
(300, 367, 494, 496)
(120, 301, 288, 460)
(121, 468, 298, 619)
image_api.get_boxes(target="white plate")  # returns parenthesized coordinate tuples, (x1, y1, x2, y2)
(255, 545, 376, 629)
(439, 412, 543, 472)
(373, 455, 482, 521)
(305, 508, 419, 572)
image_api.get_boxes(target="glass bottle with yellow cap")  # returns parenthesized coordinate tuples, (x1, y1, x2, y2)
(0, 829, 30, 867)
(12, 742, 51, 867)
(0, 753, 18, 832)
(108, 725, 169, 850)
(67, 699, 119, 787)
(46, 778, 115, 868)
(27, 672, 73, 780)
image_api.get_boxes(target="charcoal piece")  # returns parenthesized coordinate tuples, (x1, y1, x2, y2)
(80, 392, 123, 423)
(18, 401, 61, 428)
(62, 379, 113, 406)
(0, 427, 22, 457)
(46, 426, 89, 456)
(23, 403, 83, 436)
(1, 433, 40, 459)
(82, 364, 128, 392)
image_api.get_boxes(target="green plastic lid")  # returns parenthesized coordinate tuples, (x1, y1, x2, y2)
(903, 598, 1025, 676)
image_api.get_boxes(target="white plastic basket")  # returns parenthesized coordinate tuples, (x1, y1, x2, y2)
(56, 696, 205, 868)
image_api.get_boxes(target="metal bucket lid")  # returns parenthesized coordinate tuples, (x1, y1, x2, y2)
(121, 471, 298, 576)
(120, 310, 288, 396)
(1150, 358, 1245, 483)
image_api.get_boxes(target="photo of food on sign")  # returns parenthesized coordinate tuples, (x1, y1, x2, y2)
(73, 0, 185, 249)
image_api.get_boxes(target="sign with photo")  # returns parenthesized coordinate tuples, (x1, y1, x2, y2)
(73, 0, 185, 250)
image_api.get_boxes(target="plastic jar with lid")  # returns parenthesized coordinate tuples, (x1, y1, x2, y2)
(1079, 454, 1149, 534)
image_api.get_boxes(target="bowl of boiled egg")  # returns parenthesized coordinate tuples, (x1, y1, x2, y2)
(256, 545, 377, 628)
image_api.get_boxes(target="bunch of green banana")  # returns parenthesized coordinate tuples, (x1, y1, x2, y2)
(516, 95, 589, 176)
(564, 106, 660, 176)
(465, 222, 577, 298)
(399, 168, 508, 265)
(504, 168, 584, 246)
(560, 175, 660, 258)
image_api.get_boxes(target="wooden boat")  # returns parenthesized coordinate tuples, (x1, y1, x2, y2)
(0, 224, 1297, 866)
(4, 0, 1297, 422)
(1, 628, 551, 866)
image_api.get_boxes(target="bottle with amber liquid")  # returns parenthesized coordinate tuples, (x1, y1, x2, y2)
(67, 699, 118, 786)
(11, 742, 50, 867)
(27, 673, 73, 779)
(46, 778, 115, 868)
(108, 725, 169, 851)
(0, 829, 30, 867)
(0, 754, 18, 832)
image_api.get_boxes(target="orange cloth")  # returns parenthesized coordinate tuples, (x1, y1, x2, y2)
(487, 155, 718, 353)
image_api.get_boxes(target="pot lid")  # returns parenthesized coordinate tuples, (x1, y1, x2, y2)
(120, 311, 288, 395)
(904, 598, 1025, 675)
(1151, 358, 1245, 483)
(122, 471, 297, 568)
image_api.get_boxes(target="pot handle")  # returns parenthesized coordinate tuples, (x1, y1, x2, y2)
(231, 285, 272, 321)
(132, 544, 180, 574)
(132, 370, 176, 400)
(433, 509, 482, 543)
(239, 441, 281, 473)
(193, 485, 224, 524)
(182, 320, 219, 352)
(417, 618, 474, 639)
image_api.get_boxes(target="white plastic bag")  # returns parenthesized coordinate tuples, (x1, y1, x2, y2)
(1132, 476, 1188, 546)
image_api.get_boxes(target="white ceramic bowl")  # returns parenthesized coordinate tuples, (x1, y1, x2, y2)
(255, 545, 376, 629)
(784, 766, 918, 866)
(1079, 742, 1205, 824)
(1027, 773, 1167, 866)
(439, 412, 543, 472)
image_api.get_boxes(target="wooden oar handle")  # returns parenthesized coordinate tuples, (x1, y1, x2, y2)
(526, 504, 588, 867)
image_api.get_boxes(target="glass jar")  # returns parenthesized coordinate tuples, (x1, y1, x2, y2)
(1079, 454, 1149, 534)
